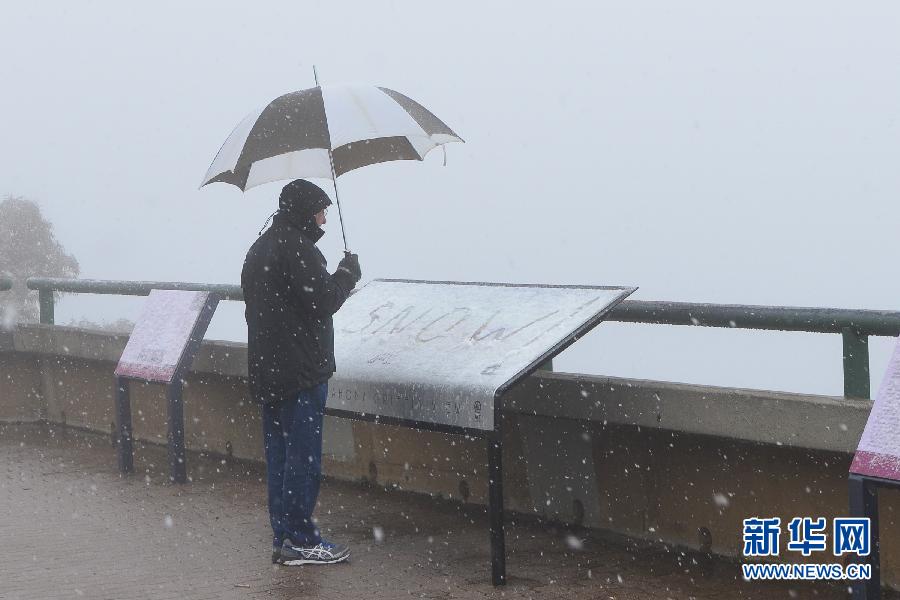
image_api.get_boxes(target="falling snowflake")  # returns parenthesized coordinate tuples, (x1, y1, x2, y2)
(565, 535, 584, 550)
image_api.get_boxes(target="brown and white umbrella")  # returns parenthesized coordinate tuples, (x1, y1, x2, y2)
(200, 83, 464, 250)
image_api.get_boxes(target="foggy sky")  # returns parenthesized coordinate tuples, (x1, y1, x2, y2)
(3, 1, 899, 395)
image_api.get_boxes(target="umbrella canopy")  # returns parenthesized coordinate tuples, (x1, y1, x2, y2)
(201, 84, 464, 191)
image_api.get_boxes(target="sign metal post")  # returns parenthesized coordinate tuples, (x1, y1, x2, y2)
(328, 279, 635, 585)
(114, 290, 219, 484)
(849, 337, 900, 599)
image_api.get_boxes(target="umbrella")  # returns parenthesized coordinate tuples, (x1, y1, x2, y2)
(200, 82, 464, 250)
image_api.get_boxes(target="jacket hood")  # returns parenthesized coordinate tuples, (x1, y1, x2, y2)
(279, 179, 333, 218)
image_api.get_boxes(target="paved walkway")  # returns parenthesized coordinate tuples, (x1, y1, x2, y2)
(0, 423, 888, 599)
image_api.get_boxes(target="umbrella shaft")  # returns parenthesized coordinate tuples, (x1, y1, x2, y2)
(327, 148, 350, 252)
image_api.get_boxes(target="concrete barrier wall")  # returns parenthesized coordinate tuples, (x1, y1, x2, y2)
(1, 323, 898, 588)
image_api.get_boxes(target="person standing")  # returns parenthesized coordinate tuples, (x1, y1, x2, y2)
(241, 178, 361, 565)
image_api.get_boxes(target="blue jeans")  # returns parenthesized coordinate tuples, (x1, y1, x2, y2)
(262, 382, 328, 547)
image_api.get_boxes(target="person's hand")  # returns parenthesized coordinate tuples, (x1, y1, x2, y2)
(338, 252, 361, 282)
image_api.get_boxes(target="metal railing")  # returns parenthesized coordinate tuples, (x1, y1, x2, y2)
(26, 277, 900, 400)
(26, 278, 243, 328)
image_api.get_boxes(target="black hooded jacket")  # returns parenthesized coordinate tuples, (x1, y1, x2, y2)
(241, 212, 357, 404)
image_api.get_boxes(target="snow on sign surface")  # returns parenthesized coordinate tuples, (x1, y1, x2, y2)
(851, 337, 900, 481)
(331, 279, 635, 431)
(115, 290, 211, 383)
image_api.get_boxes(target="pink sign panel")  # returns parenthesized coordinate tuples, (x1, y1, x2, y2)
(115, 290, 211, 383)
(850, 337, 900, 480)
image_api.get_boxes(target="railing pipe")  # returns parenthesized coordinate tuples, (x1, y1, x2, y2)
(609, 301, 900, 337)
(26, 277, 900, 400)
(0, 275, 12, 292)
(27, 277, 243, 301)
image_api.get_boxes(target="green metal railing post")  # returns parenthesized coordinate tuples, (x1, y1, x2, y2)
(842, 328, 870, 400)
(38, 288, 55, 325)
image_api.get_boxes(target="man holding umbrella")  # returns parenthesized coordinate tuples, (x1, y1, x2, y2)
(241, 178, 361, 566)
(205, 81, 461, 563)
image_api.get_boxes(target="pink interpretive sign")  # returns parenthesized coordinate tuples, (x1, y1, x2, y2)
(850, 337, 900, 481)
(115, 290, 213, 383)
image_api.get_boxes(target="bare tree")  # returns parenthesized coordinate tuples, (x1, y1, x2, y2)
(0, 196, 79, 327)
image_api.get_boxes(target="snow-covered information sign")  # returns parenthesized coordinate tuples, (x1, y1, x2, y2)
(851, 337, 900, 481)
(331, 279, 635, 431)
(115, 290, 213, 383)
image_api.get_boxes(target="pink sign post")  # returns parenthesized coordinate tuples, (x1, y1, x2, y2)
(848, 338, 900, 600)
(113, 290, 219, 484)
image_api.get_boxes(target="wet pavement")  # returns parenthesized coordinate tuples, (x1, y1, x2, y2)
(0, 423, 892, 600)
